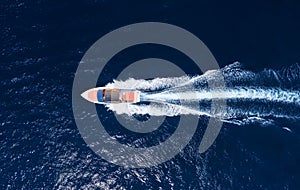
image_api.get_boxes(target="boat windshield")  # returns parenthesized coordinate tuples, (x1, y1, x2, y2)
(102, 89, 120, 102)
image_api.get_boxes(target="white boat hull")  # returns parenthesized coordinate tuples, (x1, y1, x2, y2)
(81, 87, 141, 104)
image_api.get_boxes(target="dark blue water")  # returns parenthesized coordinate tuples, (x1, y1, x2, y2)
(1, 0, 300, 189)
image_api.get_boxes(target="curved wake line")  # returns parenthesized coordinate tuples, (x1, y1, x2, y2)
(105, 76, 191, 91)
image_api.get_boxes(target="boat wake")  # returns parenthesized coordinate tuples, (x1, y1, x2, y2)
(104, 62, 300, 126)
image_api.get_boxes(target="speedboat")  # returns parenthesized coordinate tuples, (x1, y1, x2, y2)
(81, 87, 141, 104)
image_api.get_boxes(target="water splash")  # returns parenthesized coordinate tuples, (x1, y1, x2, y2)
(104, 62, 300, 125)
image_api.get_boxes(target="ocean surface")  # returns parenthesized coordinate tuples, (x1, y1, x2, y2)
(1, 0, 300, 189)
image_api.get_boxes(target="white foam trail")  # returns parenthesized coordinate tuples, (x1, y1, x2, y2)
(144, 88, 300, 105)
(106, 88, 300, 118)
(103, 63, 300, 125)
